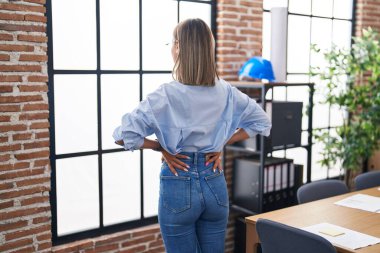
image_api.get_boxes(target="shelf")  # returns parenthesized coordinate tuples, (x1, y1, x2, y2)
(225, 144, 311, 154)
(230, 204, 257, 216)
(229, 81, 314, 89)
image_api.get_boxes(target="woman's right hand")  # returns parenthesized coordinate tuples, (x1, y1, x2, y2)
(161, 149, 190, 176)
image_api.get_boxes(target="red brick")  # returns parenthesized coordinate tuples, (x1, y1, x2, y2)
(0, 182, 14, 191)
(17, 34, 47, 43)
(0, 161, 29, 171)
(18, 84, 48, 92)
(0, 54, 10, 61)
(146, 246, 165, 253)
(5, 224, 51, 241)
(0, 33, 13, 41)
(0, 12, 24, 21)
(19, 54, 48, 62)
(21, 196, 49, 206)
(0, 143, 22, 152)
(0, 85, 13, 92)
(16, 176, 49, 187)
(13, 133, 33, 141)
(0, 104, 21, 112)
(23, 102, 48, 111)
(0, 75, 22, 82)
(0, 65, 42, 72)
(96, 244, 119, 252)
(0, 114, 11, 122)
(0, 200, 14, 209)
(23, 140, 49, 150)
(0, 154, 11, 162)
(14, 150, 49, 160)
(33, 216, 50, 225)
(0, 95, 43, 103)
(34, 159, 49, 167)
(0, 124, 27, 132)
(0, 24, 46, 32)
(0, 44, 34, 52)
(0, 206, 49, 220)
(9, 246, 36, 253)
(119, 245, 146, 253)
(0, 3, 46, 13)
(23, 0, 46, 4)
(28, 75, 48, 82)
(30, 121, 50, 129)
(95, 232, 132, 246)
(0, 185, 49, 199)
(0, 220, 28, 231)
(0, 238, 33, 252)
(19, 112, 49, 120)
(36, 131, 49, 139)
(0, 168, 44, 180)
(38, 241, 52, 251)
(121, 234, 155, 248)
(37, 232, 51, 241)
(24, 14, 47, 23)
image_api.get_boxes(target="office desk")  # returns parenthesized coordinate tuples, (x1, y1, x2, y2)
(245, 187, 380, 253)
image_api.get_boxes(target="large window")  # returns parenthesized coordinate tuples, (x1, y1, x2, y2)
(262, 0, 355, 182)
(47, 0, 215, 245)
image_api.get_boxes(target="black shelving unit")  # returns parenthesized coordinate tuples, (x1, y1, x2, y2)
(223, 81, 315, 215)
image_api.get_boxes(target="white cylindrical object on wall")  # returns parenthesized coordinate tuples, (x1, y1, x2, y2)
(270, 7, 288, 82)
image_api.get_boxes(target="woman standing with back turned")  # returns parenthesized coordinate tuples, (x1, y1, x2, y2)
(113, 18, 271, 253)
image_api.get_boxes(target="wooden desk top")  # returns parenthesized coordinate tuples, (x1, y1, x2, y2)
(245, 187, 380, 253)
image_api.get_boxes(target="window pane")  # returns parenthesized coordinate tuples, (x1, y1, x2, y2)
(272, 86, 286, 101)
(333, 0, 353, 19)
(56, 155, 99, 236)
(310, 18, 332, 69)
(286, 85, 309, 130)
(143, 0, 178, 70)
(100, 0, 139, 70)
(103, 152, 141, 225)
(54, 75, 98, 154)
(312, 0, 333, 17)
(289, 0, 311, 15)
(52, 0, 96, 70)
(101, 74, 140, 149)
(263, 0, 287, 10)
(179, 2, 211, 28)
(327, 128, 344, 178)
(333, 20, 352, 50)
(311, 142, 328, 181)
(262, 12, 271, 60)
(287, 15, 310, 73)
(143, 150, 162, 217)
(143, 74, 173, 99)
(285, 148, 307, 183)
(312, 77, 330, 129)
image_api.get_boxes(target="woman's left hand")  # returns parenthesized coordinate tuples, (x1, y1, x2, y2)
(205, 152, 223, 173)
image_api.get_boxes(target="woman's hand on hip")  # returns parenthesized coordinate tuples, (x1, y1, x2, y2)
(161, 149, 190, 176)
(205, 152, 223, 173)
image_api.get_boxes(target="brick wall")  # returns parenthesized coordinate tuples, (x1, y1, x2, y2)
(355, 0, 380, 36)
(1, 0, 380, 253)
(0, 0, 51, 252)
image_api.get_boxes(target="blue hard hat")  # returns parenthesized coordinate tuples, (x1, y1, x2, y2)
(238, 57, 275, 82)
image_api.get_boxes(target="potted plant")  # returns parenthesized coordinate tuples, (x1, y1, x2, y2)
(310, 28, 380, 187)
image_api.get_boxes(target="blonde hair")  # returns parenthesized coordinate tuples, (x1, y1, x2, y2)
(172, 18, 219, 86)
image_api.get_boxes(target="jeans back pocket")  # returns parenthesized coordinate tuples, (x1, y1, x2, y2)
(205, 172, 229, 207)
(160, 176, 191, 213)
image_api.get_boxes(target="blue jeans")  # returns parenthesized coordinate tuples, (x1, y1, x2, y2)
(158, 152, 229, 253)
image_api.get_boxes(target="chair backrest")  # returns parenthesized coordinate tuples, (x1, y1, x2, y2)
(355, 170, 380, 190)
(256, 219, 337, 253)
(297, 179, 349, 204)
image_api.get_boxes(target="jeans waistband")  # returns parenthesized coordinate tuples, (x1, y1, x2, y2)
(178, 152, 216, 168)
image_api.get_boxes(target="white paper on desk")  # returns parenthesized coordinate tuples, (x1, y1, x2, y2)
(302, 223, 380, 250)
(334, 194, 380, 213)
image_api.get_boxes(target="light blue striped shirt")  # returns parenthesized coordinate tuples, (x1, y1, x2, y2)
(113, 79, 271, 155)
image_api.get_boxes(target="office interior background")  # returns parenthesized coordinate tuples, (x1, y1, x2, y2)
(0, 0, 379, 252)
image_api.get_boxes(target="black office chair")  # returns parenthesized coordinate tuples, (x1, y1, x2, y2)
(354, 171, 380, 190)
(256, 219, 337, 253)
(297, 179, 349, 204)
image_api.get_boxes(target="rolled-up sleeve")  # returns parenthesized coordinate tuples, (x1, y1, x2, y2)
(113, 99, 155, 151)
(232, 87, 272, 137)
